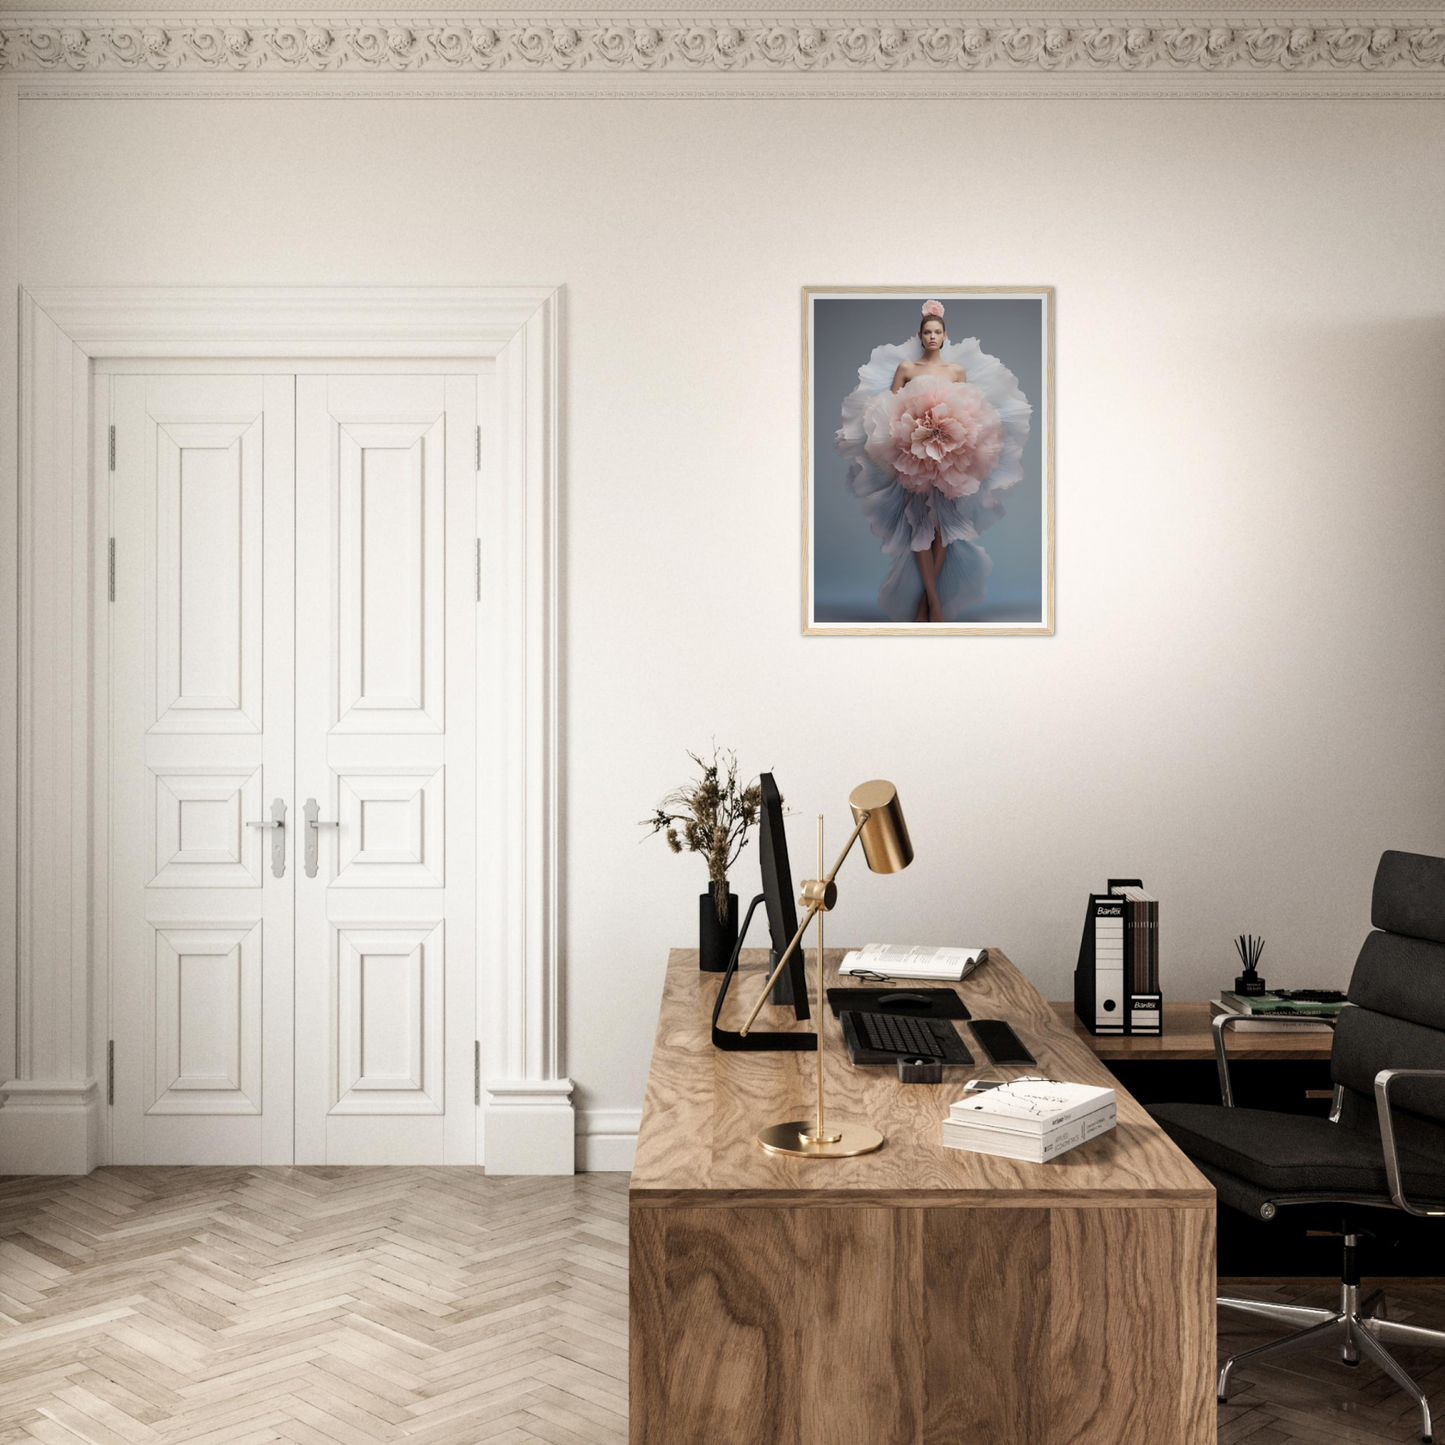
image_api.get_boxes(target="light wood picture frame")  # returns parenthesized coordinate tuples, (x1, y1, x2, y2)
(803, 286, 1054, 636)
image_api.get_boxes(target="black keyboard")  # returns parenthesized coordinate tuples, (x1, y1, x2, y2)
(842, 1010, 974, 1065)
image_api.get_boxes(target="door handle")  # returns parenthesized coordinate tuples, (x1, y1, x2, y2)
(246, 797, 288, 879)
(303, 797, 339, 879)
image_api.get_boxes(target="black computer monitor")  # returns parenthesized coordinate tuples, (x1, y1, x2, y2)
(710, 772, 815, 1051)
(758, 773, 810, 1020)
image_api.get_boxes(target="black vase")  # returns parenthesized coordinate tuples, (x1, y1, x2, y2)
(699, 886, 739, 972)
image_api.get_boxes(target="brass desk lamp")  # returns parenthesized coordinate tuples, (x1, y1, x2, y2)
(738, 779, 913, 1158)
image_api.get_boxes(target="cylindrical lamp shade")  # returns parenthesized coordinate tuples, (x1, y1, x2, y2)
(848, 780, 913, 874)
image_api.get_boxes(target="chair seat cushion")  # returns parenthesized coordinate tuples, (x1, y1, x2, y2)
(1148, 1102, 1445, 1198)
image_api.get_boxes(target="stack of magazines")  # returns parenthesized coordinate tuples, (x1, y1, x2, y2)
(1118, 886, 1159, 996)
(941, 1079, 1117, 1163)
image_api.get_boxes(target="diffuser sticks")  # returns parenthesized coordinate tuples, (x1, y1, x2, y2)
(1234, 934, 1266, 996)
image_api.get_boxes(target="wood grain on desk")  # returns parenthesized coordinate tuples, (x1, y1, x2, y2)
(1053, 999, 1335, 1061)
(631, 947, 1213, 1207)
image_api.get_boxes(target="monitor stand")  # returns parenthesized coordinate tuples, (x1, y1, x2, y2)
(711, 894, 816, 1052)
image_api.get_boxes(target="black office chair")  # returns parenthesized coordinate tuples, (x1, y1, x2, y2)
(1149, 849, 1445, 1443)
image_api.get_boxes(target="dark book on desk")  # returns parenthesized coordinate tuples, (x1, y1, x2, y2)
(1074, 878, 1162, 1037)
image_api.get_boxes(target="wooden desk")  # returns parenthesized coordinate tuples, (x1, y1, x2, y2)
(1052, 1000, 1334, 1061)
(631, 949, 1215, 1445)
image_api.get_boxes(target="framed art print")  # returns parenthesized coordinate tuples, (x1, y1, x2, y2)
(804, 287, 1054, 635)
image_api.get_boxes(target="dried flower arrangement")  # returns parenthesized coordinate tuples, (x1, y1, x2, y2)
(643, 746, 764, 922)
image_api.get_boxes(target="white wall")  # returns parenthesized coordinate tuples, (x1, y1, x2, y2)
(16, 95, 1445, 1151)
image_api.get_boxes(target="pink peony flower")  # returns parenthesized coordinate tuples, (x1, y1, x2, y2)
(921, 299, 945, 320)
(864, 378, 1004, 500)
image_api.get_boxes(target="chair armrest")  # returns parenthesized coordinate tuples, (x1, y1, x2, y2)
(1212, 1011, 1337, 1108)
(1374, 1068, 1445, 1217)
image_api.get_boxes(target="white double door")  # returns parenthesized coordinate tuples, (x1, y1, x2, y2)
(109, 371, 477, 1165)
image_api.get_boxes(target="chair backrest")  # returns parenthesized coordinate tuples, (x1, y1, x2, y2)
(1331, 851, 1445, 1150)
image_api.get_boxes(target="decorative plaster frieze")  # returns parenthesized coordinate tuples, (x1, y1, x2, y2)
(2, 14, 1444, 77)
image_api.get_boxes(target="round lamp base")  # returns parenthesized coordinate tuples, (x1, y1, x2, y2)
(756, 1119, 884, 1158)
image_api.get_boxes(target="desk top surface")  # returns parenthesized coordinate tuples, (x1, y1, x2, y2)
(1053, 1000, 1335, 1061)
(630, 948, 1213, 1208)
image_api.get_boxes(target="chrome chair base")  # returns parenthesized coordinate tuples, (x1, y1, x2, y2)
(1219, 1281, 1445, 1442)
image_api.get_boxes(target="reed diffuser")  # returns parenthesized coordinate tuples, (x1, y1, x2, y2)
(1234, 934, 1267, 996)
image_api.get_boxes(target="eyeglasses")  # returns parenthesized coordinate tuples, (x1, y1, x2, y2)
(846, 958, 986, 986)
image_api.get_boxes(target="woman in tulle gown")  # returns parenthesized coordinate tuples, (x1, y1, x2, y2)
(835, 299, 1032, 623)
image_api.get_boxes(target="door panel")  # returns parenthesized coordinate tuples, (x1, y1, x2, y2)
(110, 375, 295, 1164)
(333, 920, 444, 1114)
(294, 375, 476, 1164)
(332, 767, 445, 888)
(149, 765, 264, 887)
(148, 921, 262, 1114)
(336, 421, 445, 732)
(152, 422, 264, 731)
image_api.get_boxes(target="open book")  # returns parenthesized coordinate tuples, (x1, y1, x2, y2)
(839, 943, 987, 982)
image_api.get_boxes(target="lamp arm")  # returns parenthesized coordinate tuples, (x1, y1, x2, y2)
(821, 812, 870, 887)
(737, 902, 820, 1038)
(738, 812, 871, 1037)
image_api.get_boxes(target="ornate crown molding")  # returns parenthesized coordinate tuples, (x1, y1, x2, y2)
(2, 12, 1444, 87)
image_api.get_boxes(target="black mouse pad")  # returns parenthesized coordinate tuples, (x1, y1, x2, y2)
(826, 987, 970, 1021)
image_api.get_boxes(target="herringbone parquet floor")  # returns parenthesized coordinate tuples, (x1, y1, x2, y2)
(0, 1168, 628, 1445)
(3, 1168, 1445, 1444)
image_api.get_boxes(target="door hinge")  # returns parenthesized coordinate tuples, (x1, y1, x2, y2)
(108, 539, 116, 602)
(474, 1041, 481, 1106)
(107, 1040, 115, 1105)
(108, 425, 116, 472)
(475, 424, 482, 472)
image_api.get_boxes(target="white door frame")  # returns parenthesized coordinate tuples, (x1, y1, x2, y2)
(2, 286, 571, 1175)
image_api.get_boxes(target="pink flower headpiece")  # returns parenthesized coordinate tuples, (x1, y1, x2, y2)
(921, 300, 945, 320)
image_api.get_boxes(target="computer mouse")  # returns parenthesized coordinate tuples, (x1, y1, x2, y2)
(879, 992, 932, 1010)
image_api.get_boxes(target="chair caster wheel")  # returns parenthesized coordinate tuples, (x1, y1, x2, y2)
(1343, 1358, 1360, 1367)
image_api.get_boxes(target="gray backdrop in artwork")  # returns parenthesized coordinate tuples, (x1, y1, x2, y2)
(811, 295, 1045, 625)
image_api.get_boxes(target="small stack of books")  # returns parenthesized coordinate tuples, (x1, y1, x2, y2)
(941, 1079, 1117, 1163)
(1210, 989, 1346, 1033)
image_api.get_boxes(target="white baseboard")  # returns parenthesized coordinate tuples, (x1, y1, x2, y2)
(0, 1077, 636, 1177)
(483, 1078, 575, 1175)
(0, 1079, 102, 1175)
(576, 1108, 640, 1173)
(0, 1077, 637, 1177)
